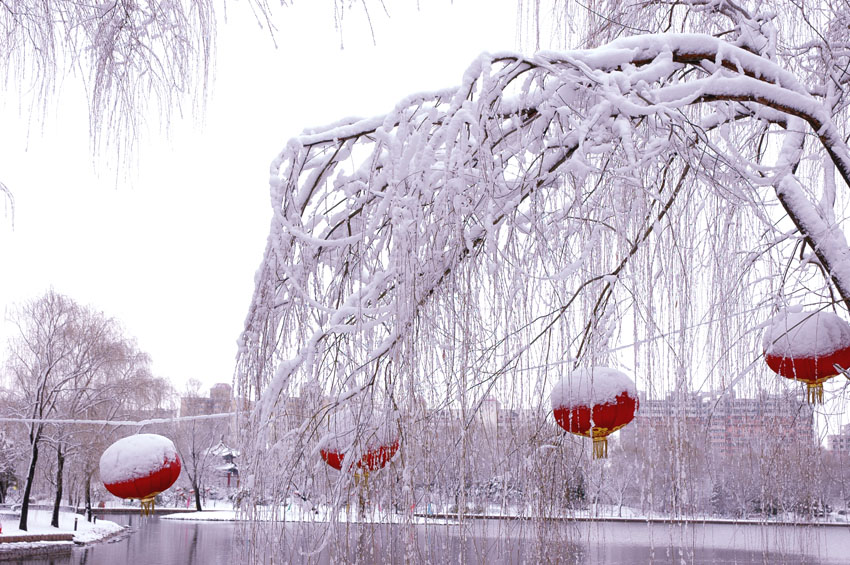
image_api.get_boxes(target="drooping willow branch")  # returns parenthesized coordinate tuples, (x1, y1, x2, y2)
(237, 32, 850, 517)
(243, 33, 850, 398)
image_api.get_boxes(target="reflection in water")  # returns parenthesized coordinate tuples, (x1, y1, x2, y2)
(256, 519, 584, 564)
(240, 518, 832, 565)
(62, 514, 235, 565)
(11, 514, 846, 565)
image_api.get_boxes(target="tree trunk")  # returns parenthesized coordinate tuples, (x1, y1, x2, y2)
(51, 445, 65, 528)
(85, 475, 92, 521)
(19, 439, 39, 531)
(193, 477, 203, 512)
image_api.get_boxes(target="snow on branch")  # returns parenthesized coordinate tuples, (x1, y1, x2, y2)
(237, 31, 850, 510)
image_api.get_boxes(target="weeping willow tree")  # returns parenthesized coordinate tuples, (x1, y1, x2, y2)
(0, 0, 380, 161)
(236, 1, 850, 561)
(0, 0, 225, 160)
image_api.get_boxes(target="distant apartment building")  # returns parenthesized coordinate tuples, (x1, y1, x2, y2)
(707, 392, 815, 453)
(620, 390, 815, 453)
(827, 424, 850, 453)
(280, 382, 328, 428)
(425, 397, 500, 433)
(261, 381, 333, 444)
(179, 382, 237, 447)
(498, 406, 537, 433)
(180, 383, 234, 417)
(424, 396, 541, 437)
(478, 397, 500, 430)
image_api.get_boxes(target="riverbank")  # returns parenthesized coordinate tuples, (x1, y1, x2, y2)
(0, 509, 124, 561)
(163, 506, 453, 525)
(161, 504, 850, 529)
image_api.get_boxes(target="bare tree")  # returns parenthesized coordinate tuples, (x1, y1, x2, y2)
(0, 0, 393, 164)
(173, 379, 227, 512)
(0, 0, 221, 160)
(0, 429, 20, 504)
(47, 309, 128, 527)
(53, 340, 166, 523)
(3, 290, 156, 529)
(5, 291, 80, 530)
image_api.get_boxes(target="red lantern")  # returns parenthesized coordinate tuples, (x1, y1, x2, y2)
(551, 367, 638, 459)
(763, 310, 850, 404)
(320, 409, 398, 476)
(100, 434, 182, 515)
(320, 440, 399, 472)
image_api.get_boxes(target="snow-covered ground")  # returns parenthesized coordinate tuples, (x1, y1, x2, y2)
(0, 509, 123, 544)
(162, 501, 850, 527)
(164, 509, 239, 521)
(163, 502, 454, 524)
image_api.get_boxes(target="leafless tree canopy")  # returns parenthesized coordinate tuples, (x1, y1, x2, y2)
(0, 0, 394, 161)
(0, 0, 219, 158)
(3, 290, 167, 529)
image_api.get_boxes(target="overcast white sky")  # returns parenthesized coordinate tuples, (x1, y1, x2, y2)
(0, 1, 520, 395)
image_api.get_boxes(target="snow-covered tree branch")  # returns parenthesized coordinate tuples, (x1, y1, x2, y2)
(236, 1, 850, 556)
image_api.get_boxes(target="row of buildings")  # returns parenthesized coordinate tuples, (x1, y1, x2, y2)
(269, 388, 819, 457)
(274, 384, 826, 449)
(623, 390, 816, 454)
(628, 390, 850, 456)
(180, 383, 235, 417)
(196, 378, 850, 468)
(428, 390, 820, 455)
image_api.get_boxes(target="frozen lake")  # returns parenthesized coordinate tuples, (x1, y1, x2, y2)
(16, 514, 850, 564)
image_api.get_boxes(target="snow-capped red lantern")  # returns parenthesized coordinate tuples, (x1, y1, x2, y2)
(551, 367, 638, 459)
(319, 409, 398, 476)
(99, 434, 182, 515)
(763, 310, 850, 404)
(320, 441, 399, 472)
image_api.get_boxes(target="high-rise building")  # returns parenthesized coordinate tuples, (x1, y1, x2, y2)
(620, 390, 815, 453)
(827, 424, 850, 453)
(180, 383, 234, 417)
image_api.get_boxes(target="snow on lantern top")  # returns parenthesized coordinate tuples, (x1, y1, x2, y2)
(99, 433, 180, 485)
(551, 367, 637, 410)
(318, 408, 397, 454)
(762, 310, 850, 358)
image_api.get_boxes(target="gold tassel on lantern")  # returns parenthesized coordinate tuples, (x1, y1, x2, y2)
(807, 382, 825, 404)
(140, 492, 160, 516)
(802, 374, 833, 405)
(592, 436, 608, 459)
(587, 426, 620, 459)
(353, 471, 370, 487)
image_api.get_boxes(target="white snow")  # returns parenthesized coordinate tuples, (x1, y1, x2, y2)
(762, 310, 850, 357)
(162, 510, 238, 521)
(0, 509, 123, 544)
(551, 367, 637, 409)
(99, 433, 179, 485)
(235, 15, 850, 556)
(772, 123, 850, 298)
(317, 408, 397, 452)
(163, 505, 452, 525)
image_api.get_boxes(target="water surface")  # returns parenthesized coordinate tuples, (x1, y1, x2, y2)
(13, 513, 850, 564)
